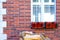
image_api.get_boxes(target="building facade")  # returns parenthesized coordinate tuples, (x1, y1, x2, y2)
(1, 0, 60, 40)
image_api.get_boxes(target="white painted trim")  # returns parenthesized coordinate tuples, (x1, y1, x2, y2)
(0, 9, 6, 15)
(0, 21, 6, 27)
(38, 13, 41, 22)
(0, 27, 3, 34)
(0, 0, 6, 2)
(0, 3, 3, 8)
(0, 0, 7, 40)
(0, 15, 3, 21)
(0, 34, 7, 40)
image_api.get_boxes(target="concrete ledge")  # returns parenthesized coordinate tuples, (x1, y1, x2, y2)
(0, 15, 3, 21)
(0, 27, 3, 33)
(0, 0, 8, 40)
(0, 0, 6, 2)
(0, 9, 6, 15)
(0, 3, 2, 8)
(0, 34, 7, 40)
(0, 21, 7, 27)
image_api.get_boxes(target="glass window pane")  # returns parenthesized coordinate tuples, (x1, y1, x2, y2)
(33, 5, 36, 15)
(33, 5, 41, 15)
(35, 17, 38, 22)
(33, 0, 38, 2)
(33, 5, 41, 22)
(52, 0, 54, 2)
(44, 5, 50, 13)
(44, 0, 49, 2)
(50, 5, 55, 14)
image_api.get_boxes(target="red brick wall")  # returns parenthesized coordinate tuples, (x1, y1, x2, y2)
(3, 0, 60, 40)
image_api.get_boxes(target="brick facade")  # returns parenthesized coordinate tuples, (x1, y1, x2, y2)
(3, 0, 60, 40)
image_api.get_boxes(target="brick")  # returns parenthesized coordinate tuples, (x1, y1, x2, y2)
(44, 30, 55, 34)
(19, 23, 31, 27)
(24, 6, 30, 9)
(25, 17, 31, 21)
(19, 6, 25, 8)
(52, 37, 60, 40)
(3, 15, 7, 21)
(14, 1, 19, 4)
(19, 13, 25, 17)
(57, 6, 60, 10)
(19, 8, 24, 10)
(56, 13, 60, 17)
(20, 10, 25, 12)
(54, 30, 60, 37)
(19, 24, 25, 27)
(57, 10, 60, 13)
(7, 37, 19, 40)
(25, 14, 31, 17)
(56, 20, 60, 22)
(7, 12, 19, 14)
(7, 22, 14, 27)
(25, 23, 31, 27)
(16, 28, 32, 30)
(56, 17, 60, 20)
(58, 24, 60, 27)
(57, 26, 60, 29)
(6, 1, 14, 4)
(7, 8, 19, 12)
(3, 28, 14, 34)
(25, 10, 30, 12)
(56, 3, 60, 6)
(3, 2, 7, 8)
(7, 0, 19, 3)
(45, 33, 55, 38)
(7, 4, 19, 8)
(33, 30, 45, 33)
(57, 0, 60, 3)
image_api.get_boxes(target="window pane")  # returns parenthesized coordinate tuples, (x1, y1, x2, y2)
(44, 5, 50, 13)
(44, 0, 49, 2)
(33, 5, 36, 15)
(50, 5, 55, 14)
(44, 5, 55, 14)
(33, 0, 38, 2)
(52, 0, 54, 2)
(33, 5, 41, 16)
(35, 17, 38, 22)
(33, 5, 41, 22)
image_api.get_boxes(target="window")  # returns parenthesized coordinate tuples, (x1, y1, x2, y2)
(50, 5, 55, 14)
(33, 0, 38, 2)
(52, 0, 54, 2)
(33, 5, 41, 22)
(44, 5, 50, 13)
(31, 0, 56, 22)
(44, 5, 55, 14)
(44, 0, 49, 2)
